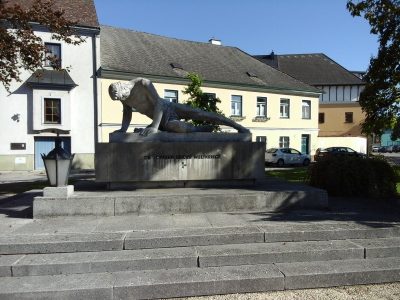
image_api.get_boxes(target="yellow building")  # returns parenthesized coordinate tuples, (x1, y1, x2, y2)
(255, 53, 366, 153)
(98, 27, 321, 155)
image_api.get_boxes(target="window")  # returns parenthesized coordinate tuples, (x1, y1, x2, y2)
(44, 43, 61, 68)
(280, 99, 290, 118)
(302, 100, 311, 119)
(44, 98, 61, 124)
(279, 136, 290, 148)
(204, 93, 216, 101)
(345, 112, 353, 123)
(256, 97, 267, 117)
(164, 90, 178, 103)
(256, 136, 267, 149)
(319, 113, 325, 124)
(231, 95, 242, 116)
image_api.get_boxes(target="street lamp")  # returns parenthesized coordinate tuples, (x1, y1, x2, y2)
(41, 129, 74, 187)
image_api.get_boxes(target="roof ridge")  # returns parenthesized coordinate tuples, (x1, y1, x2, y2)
(100, 24, 238, 50)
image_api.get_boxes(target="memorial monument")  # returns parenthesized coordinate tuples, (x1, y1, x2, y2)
(96, 78, 265, 188)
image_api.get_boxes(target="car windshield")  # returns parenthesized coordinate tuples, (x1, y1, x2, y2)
(266, 148, 277, 153)
(289, 149, 301, 154)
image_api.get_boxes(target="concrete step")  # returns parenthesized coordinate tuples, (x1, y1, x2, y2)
(1, 258, 400, 299)
(0, 232, 125, 255)
(196, 240, 364, 267)
(5, 237, 400, 278)
(33, 181, 328, 218)
(1, 247, 198, 277)
(1, 224, 400, 255)
(125, 223, 400, 249)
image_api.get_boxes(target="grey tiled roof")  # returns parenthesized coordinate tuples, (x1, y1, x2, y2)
(100, 26, 319, 94)
(27, 69, 77, 89)
(5, 0, 99, 28)
(254, 53, 364, 86)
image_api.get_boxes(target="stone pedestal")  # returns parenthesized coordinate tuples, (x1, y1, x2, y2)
(95, 132, 265, 188)
(43, 185, 74, 197)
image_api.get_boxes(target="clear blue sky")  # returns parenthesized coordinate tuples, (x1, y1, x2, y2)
(94, 0, 378, 72)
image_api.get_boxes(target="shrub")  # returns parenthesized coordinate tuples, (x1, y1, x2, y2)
(307, 156, 397, 198)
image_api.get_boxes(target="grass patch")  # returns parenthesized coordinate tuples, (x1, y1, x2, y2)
(266, 167, 309, 183)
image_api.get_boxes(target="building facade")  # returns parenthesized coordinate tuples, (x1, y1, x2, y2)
(0, 0, 100, 171)
(98, 26, 321, 155)
(254, 53, 367, 153)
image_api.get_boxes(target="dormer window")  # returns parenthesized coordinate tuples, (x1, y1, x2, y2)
(246, 71, 258, 78)
(44, 43, 61, 68)
(170, 63, 183, 70)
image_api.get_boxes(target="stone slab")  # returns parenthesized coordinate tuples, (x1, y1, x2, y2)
(350, 237, 400, 258)
(276, 257, 400, 290)
(33, 183, 328, 217)
(196, 240, 364, 267)
(109, 132, 253, 142)
(95, 141, 265, 183)
(12, 247, 197, 277)
(33, 196, 115, 218)
(260, 223, 400, 243)
(0, 233, 125, 254)
(43, 185, 74, 198)
(125, 226, 264, 249)
(112, 264, 284, 299)
(0, 255, 24, 277)
(0, 272, 113, 300)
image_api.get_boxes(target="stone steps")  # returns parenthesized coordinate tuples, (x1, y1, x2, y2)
(1, 224, 400, 298)
(1, 224, 400, 255)
(1, 258, 400, 299)
(1, 237, 400, 278)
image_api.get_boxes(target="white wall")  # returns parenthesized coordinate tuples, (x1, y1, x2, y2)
(317, 85, 364, 103)
(0, 28, 98, 170)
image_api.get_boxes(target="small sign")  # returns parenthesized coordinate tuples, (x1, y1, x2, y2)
(15, 157, 26, 164)
(10, 143, 26, 150)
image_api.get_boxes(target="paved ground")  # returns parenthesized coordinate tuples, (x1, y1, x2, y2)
(0, 170, 400, 299)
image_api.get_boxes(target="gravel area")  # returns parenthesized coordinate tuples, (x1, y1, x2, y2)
(177, 283, 400, 300)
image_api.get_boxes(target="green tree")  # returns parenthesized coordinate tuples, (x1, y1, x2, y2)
(347, 0, 400, 137)
(183, 73, 224, 131)
(0, 0, 84, 92)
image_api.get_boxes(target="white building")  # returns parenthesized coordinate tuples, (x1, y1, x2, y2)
(0, 0, 100, 170)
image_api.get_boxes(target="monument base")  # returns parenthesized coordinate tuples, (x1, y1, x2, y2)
(95, 133, 265, 188)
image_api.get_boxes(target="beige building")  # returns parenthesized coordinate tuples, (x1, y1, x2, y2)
(255, 53, 366, 153)
(99, 27, 321, 155)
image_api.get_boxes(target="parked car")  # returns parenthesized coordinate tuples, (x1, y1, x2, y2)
(314, 147, 366, 161)
(378, 146, 387, 153)
(385, 145, 394, 153)
(372, 144, 380, 152)
(393, 145, 400, 153)
(265, 148, 311, 167)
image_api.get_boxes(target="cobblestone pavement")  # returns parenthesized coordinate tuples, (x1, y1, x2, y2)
(180, 282, 400, 300)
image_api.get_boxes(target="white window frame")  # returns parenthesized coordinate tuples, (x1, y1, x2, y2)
(43, 98, 62, 124)
(280, 99, 290, 118)
(279, 136, 290, 148)
(231, 95, 242, 116)
(164, 90, 178, 103)
(302, 100, 311, 119)
(44, 43, 61, 68)
(256, 97, 267, 117)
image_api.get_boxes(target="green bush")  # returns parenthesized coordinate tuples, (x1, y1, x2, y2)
(307, 156, 397, 198)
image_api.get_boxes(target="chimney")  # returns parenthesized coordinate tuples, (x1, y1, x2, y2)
(270, 50, 275, 59)
(209, 38, 222, 46)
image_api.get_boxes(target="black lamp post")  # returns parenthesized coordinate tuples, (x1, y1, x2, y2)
(41, 129, 74, 187)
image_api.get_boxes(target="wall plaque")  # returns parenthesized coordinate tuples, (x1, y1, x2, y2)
(10, 143, 26, 150)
